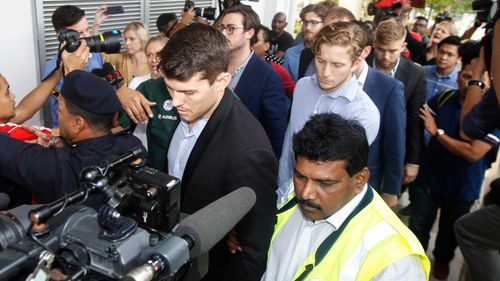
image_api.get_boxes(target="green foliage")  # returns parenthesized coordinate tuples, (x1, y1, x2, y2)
(415, 0, 473, 19)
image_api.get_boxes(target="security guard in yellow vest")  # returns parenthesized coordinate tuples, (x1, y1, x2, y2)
(261, 113, 430, 281)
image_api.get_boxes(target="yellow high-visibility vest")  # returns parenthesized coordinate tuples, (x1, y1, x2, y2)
(271, 187, 430, 281)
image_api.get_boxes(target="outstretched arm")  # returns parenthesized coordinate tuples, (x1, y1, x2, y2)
(10, 41, 89, 124)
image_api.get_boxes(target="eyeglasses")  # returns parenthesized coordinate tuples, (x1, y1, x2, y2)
(147, 53, 161, 61)
(217, 25, 245, 35)
(301, 20, 322, 27)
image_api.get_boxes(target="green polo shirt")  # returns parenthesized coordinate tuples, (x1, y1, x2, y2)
(120, 77, 179, 170)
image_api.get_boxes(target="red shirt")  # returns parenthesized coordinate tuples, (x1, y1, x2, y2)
(269, 61, 296, 98)
(0, 123, 51, 140)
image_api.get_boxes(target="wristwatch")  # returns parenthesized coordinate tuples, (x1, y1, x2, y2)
(434, 129, 445, 138)
(468, 80, 485, 89)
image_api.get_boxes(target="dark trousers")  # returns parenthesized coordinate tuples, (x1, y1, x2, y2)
(409, 183, 474, 263)
(454, 204, 500, 281)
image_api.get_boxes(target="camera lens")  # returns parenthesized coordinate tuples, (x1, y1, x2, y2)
(84, 30, 122, 54)
(201, 7, 217, 20)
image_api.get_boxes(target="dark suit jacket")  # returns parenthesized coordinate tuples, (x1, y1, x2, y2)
(172, 90, 278, 281)
(368, 56, 426, 166)
(363, 67, 407, 195)
(234, 53, 288, 158)
(298, 47, 314, 80)
(395, 56, 426, 165)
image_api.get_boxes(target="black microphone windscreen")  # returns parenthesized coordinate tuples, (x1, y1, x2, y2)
(175, 187, 256, 258)
(102, 62, 116, 72)
(91, 68, 105, 77)
(0, 193, 9, 210)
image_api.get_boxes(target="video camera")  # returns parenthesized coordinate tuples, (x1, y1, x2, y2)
(0, 148, 256, 281)
(58, 28, 122, 53)
(473, 0, 499, 23)
(184, 0, 217, 21)
(0, 147, 182, 280)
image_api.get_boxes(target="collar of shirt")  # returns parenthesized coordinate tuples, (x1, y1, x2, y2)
(373, 57, 400, 78)
(229, 50, 255, 91)
(181, 119, 208, 137)
(357, 60, 369, 86)
(233, 49, 254, 77)
(312, 74, 359, 102)
(306, 184, 368, 230)
(432, 64, 458, 79)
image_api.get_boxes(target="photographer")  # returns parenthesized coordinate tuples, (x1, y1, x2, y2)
(454, 9, 500, 280)
(0, 70, 146, 204)
(43, 5, 105, 128)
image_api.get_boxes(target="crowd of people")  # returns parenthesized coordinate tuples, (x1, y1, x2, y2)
(1, 0, 499, 280)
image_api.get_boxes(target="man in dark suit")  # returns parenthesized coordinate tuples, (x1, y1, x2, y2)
(351, 21, 406, 209)
(159, 23, 277, 281)
(369, 18, 426, 187)
(219, 5, 287, 158)
(356, 60, 406, 208)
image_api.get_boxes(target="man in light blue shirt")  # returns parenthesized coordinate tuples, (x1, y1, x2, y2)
(283, 43, 304, 82)
(278, 22, 380, 202)
(42, 5, 104, 127)
(422, 36, 461, 101)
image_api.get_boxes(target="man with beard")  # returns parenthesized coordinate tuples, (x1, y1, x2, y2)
(219, 5, 287, 158)
(283, 3, 328, 82)
(269, 12, 294, 58)
(368, 18, 427, 202)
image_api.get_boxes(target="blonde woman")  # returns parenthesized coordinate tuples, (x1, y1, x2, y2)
(415, 20, 458, 65)
(94, 6, 150, 84)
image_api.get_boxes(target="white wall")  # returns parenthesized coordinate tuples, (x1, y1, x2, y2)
(241, 0, 295, 33)
(339, 0, 364, 20)
(0, 0, 41, 125)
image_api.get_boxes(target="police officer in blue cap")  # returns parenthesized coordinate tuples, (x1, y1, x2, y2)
(0, 70, 146, 203)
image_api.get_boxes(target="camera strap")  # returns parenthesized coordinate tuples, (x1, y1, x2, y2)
(41, 42, 63, 83)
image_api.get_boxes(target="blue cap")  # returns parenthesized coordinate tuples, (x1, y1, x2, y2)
(61, 70, 121, 114)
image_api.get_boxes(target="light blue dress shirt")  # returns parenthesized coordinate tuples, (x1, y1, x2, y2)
(282, 43, 304, 82)
(422, 65, 458, 101)
(277, 75, 380, 201)
(167, 119, 208, 180)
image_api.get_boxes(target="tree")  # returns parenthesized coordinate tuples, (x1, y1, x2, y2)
(415, 0, 473, 20)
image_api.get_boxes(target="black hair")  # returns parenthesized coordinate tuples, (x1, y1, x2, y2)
(51, 5, 85, 33)
(259, 25, 271, 43)
(156, 13, 177, 34)
(293, 113, 368, 176)
(437, 35, 462, 50)
(64, 97, 114, 131)
(459, 40, 481, 69)
(223, 5, 261, 45)
(415, 16, 428, 23)
(159, 23, 229, 84)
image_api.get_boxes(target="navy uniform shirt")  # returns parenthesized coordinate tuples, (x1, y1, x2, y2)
(418, 90, 500, 201)
(0, 132, 145, 203)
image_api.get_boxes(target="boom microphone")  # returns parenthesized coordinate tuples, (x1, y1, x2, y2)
(122, 187, 256, 281)
(175, 186, 256, 258)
